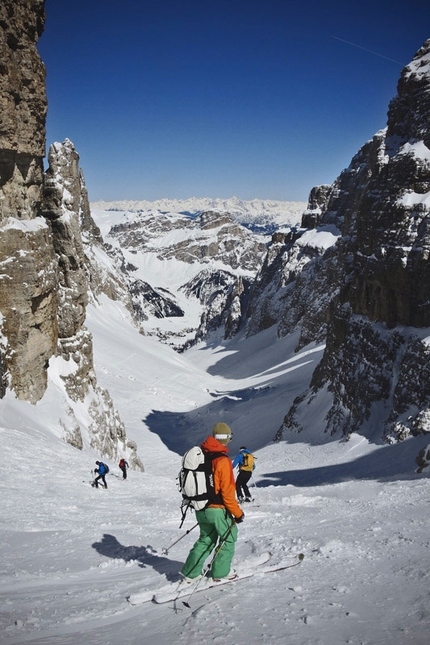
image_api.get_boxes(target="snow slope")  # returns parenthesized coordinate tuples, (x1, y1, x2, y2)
(1, 291, 429, 645)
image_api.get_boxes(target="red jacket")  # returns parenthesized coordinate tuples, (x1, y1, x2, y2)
(201, 436, 243, 519)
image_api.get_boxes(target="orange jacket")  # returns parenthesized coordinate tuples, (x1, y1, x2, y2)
(201, 436, 243, 519)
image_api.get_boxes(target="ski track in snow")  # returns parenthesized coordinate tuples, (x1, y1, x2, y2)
(1, 224, 430, 644)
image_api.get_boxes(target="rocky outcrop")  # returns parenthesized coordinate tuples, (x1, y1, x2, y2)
(181, 269, 248, 344)
(129, 279, 184, 320)
(0, 0, 46, 222)
(245, 224, 341, 346)
(273, 39, 430, 443)
(301, 185, 331, 228)
(0, 0, 53, 401)
(42, 140, 89, 342)
(349, 45, 430, 329)
(0, 217, 58, 401)
(41, 143, 142, 464)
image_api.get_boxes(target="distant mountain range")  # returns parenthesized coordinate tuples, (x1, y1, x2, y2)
(90, 196, 307, 231)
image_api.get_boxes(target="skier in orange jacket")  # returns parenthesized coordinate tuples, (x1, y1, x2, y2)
(181, 423, 244, 581)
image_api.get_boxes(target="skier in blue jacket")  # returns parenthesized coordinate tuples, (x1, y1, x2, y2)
(93, 461, 109, 488)
(232, 447, 255, 502)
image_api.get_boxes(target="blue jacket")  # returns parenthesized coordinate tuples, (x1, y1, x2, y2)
(232, 449, 255, 470)
(98, 462, 108, 475)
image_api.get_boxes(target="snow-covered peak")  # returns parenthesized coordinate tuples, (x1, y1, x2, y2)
(90, 196, 306, 231)
(404, 37, 430, 80)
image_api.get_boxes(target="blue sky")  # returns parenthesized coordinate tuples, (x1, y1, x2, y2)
(38, 0, 430, 202)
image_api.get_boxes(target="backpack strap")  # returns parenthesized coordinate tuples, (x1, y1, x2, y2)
(204, 452, 228, 506)
(179, 500, 192, 529)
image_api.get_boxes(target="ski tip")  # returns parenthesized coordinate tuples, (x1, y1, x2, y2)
(298, 553, 305, 561)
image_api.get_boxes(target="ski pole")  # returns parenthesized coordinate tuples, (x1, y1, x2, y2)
(161, 523, 199, 555)
(182, 520, 236, 608)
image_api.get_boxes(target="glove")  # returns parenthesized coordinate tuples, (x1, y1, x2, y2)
(235, 513, 245, 524)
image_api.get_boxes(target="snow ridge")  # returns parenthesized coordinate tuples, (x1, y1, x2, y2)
(90, 196, 306, 229)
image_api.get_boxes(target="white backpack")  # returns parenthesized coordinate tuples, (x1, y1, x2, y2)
(178, 446, 210, 511)
(178, 445, 227, 514)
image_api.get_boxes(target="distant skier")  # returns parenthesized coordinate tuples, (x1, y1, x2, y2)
(93, 461, 109, 488)
(415, 444, 430, 473)
(119, 458, 129, 480)
(232, 446, 255, 502)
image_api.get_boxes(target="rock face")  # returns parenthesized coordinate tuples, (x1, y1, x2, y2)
(181, 269, 248, 343)
(109, 209, 267, 272)
(0, 0, 46, 183)
(0, 2, 142, 468)
(0, 0, 51, 401)
(43, 140, 89, 345)
(265, 39, 430, 443)
(0, 216, 58, 401)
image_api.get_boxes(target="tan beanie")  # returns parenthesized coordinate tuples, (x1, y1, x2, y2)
(212, 422, 232, 445)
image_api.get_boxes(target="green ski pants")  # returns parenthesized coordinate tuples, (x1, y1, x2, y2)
(181, 507, 238, 580)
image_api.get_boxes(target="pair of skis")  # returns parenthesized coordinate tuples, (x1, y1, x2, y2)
(127, 551, 304, 607)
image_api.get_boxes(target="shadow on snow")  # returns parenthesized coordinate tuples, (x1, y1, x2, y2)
(143, 328, 426, 487)
(91, 534, 182, 582)
(143, 380, 307, 456)
(143, 328, 323, 455)
(257, 435, 429, 487)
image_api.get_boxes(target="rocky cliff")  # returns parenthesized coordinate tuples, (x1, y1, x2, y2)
(256, 39, 430, 443)
(1, 0, 49, 401)
(0, 1, 142, 468)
